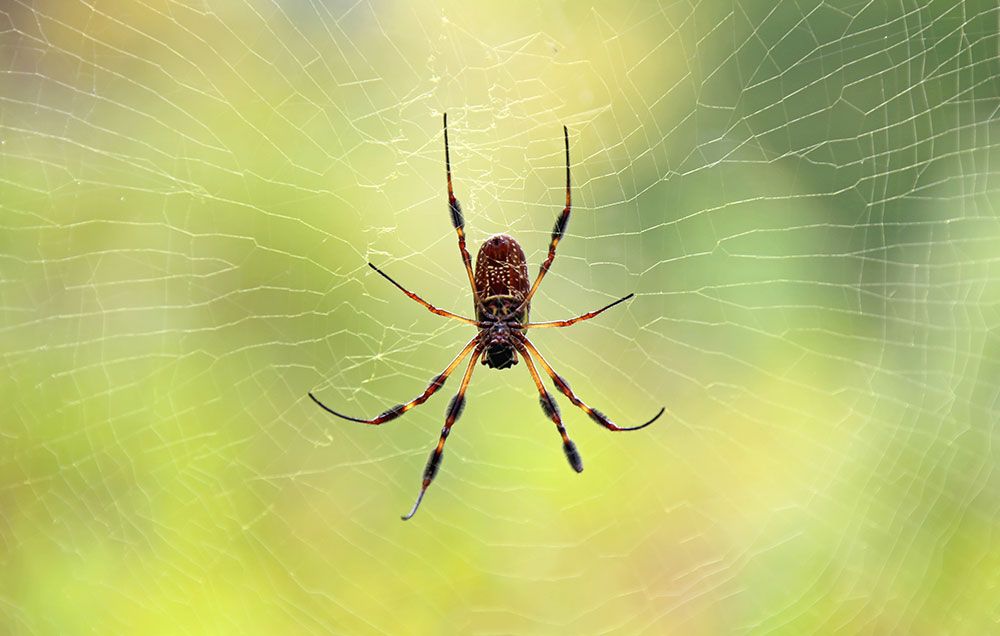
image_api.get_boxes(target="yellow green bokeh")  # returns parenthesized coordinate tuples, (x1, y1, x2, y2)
(2, 1, 998, 634)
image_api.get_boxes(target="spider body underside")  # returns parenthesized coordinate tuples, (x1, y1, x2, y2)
(309, 114, 665, 520)
(475, 234, 529, 369)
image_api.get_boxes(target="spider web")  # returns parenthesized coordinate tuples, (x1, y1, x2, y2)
(2, 0, 999, 633)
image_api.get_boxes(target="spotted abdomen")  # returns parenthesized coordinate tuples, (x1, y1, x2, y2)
(474, 233, 530, 322)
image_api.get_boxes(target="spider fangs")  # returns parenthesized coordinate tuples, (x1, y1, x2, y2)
(309, 114, 665, 520)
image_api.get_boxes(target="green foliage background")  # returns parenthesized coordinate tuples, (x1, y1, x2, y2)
(2, 1, 998, 633)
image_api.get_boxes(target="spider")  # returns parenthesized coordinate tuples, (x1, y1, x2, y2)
(310, 114, 664, 520)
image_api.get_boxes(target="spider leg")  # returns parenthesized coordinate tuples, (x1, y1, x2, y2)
(512, 339, 583, 473)
(509, 125, 571, 319)
(309, 335, 481, 425)
(402, 344, 483, 520)
(517, 335, 664, 431)
(442, 113, 484, 313)
(523, 293, 634, 329)
(368, 262, 479, 326)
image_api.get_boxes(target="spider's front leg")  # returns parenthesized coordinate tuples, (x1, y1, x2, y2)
(517, 335, 664, 431)
(402, 344, 484, 520)
(309, 336, 480, 425)
(512, 340, 583, 473)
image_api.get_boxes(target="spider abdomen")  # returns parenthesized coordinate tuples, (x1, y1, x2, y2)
(474, 233, 530, 323)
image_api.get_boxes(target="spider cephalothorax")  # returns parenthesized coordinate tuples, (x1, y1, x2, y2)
(481, 319, 520, 369)
(309, 114, 664, 520)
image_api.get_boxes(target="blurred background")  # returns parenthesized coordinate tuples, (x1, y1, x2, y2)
(2, 0, 998, 633)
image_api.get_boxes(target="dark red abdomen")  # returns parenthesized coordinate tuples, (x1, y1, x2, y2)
(474, 234, 530, 322)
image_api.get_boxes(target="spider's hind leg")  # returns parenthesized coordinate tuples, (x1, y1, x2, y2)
(515, 125, 572, 315)
(442, 113, 483, 314)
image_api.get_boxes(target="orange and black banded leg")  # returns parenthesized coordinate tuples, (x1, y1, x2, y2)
(517, 335, 664, 431)
(367, 262, 478, 326)
(516, 125, 572, 316)
(442, 113, 482, 312)
(513, 340, 583, 473)
(309, 336, 480, 425)
(524, 293, 635, 329)
(402, 344, 483, 520)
